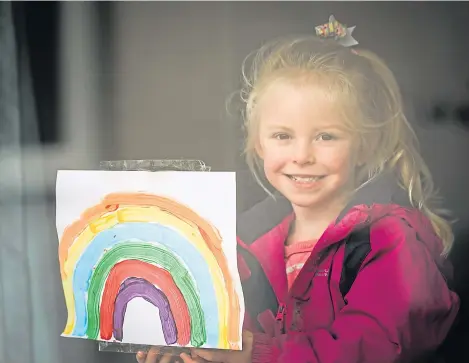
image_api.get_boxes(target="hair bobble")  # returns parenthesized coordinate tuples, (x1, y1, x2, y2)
(315, 15, 359, 48)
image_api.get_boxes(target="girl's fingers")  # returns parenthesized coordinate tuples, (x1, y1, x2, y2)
(136, 348, 198, 363)
(136, 351, 147, 363)
(180, 352, 209, 363)
(158, 353, 174, 363)
(136, 347, 165, 363)
(144, 347, 160, 363)
(180, 353, 196, 363)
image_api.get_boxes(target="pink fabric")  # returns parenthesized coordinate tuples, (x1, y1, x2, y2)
(237, 253, 251, 280)
(238, 204, 460, 363)
(284, 241, 316, 290)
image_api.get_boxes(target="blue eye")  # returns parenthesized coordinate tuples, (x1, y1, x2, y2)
(273, 133, 291, 140)
(317, 133, 335, 141)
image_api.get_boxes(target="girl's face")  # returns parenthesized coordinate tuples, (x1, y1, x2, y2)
(256, 80, 358, 212)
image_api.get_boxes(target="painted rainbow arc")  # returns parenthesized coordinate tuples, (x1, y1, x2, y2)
(58, 193, 241, 349)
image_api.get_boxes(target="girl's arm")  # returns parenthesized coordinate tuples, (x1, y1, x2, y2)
(251, 216, 459, 363)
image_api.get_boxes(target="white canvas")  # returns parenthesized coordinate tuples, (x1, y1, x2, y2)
(56, 170, 244, 350)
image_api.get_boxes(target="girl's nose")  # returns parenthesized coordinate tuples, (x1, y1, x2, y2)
(292, 142, 315, 165)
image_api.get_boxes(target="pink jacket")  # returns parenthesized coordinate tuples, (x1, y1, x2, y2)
(236, 176, 460, 363)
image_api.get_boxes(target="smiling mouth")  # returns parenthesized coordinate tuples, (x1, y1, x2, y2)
(286, 175, 326, 183)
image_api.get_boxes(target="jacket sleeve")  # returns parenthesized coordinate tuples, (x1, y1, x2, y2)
(250, 216, 460, 363)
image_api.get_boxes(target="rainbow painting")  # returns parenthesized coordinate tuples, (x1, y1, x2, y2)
(56, 170, 243, 350)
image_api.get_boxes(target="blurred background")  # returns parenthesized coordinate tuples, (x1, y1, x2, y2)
(1, 1, 468, 363)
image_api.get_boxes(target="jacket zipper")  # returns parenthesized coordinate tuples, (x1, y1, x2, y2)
(275, 302, 287, 335)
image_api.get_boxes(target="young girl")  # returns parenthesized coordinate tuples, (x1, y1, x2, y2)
(137, 33, 459, 363)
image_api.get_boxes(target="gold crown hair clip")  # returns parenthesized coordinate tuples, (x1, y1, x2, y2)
(315, 15, 359, 47)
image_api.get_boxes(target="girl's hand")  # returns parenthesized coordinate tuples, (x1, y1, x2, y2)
(136, 347, 174, 363)
(179, 353, 210, 363)
(136, 330, 253, 363)
(190, 330, 253, 363)
(136, 347, 211, 363)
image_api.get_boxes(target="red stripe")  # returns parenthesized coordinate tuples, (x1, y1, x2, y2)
(99, 260, 191, 345)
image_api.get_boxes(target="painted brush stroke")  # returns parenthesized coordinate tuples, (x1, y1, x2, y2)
(114, 277, 177, 344)
(72, 225, 213, 342)
(86, 242, 205, 345)
(59, 192, 241, 349)
(101, 260, 191, 345)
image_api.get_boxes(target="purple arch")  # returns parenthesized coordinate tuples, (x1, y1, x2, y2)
(113, 277, 177, 344)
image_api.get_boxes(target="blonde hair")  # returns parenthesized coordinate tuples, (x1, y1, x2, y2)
(239, 36, 454, 254)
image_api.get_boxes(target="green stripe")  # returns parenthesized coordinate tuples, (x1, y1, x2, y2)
(86, 242, 206, 346)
